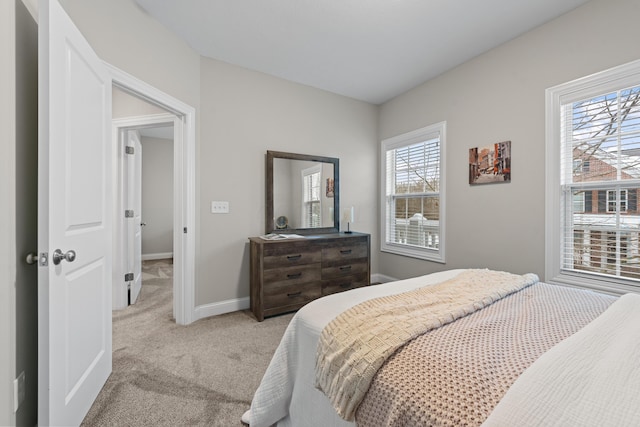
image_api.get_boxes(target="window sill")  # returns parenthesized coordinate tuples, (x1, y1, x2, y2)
(548, 270, 639, 296)
(381, 243, 445, 263)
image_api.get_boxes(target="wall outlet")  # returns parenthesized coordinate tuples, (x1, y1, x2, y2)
(211, 201, 229, 214)
(13, 371, 25, 412)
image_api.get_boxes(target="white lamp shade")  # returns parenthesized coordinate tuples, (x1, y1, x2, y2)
(342, 206, 354, 223)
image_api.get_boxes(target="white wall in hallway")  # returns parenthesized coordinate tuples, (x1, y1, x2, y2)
(141, 135, 174, 257)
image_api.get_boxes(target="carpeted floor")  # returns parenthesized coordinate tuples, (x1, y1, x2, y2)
(81, 259, 293, 426)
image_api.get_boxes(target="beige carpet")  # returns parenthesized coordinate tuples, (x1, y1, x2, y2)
(81, 259, 293, 426)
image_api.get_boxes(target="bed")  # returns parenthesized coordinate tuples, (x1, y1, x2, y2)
(242, 269, 640, 427)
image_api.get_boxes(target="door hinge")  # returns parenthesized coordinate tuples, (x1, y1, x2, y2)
(39, 252, 48, 267)
(125, 210, 134, 218)
(124, 272, 134, 282)
(125, 146, 135, 155)
(183, 227, 187, 234)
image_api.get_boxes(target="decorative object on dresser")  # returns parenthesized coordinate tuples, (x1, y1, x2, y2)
(342, 206, 355, 234)
(249, 232, 370, 321)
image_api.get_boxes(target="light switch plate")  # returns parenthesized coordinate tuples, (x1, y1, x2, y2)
(211, 201, 229, 214)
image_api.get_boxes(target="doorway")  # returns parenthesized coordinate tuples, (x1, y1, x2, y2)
(108, 65, 196, 326)
(35, 2, 196, 424)
(113, 114, 177, 312)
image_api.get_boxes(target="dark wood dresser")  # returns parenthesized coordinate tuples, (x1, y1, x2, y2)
(249, 232, 370, 321)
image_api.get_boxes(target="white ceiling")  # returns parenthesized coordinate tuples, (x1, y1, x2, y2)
(134, 0, 591, 105)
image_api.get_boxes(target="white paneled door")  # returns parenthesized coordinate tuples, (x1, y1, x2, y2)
(127, 130, 143, 304)
(38, 0, 112, 425)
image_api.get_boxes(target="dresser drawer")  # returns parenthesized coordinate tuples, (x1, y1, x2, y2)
(322, 260, 368, 279)
(321, 272, 369, 296)
(263, 281, 322, 309)
(264, 246, 321, 269)
(263, 263, 321, 287)
(322, 242, 368, 265)
(249, 233, 370, 321)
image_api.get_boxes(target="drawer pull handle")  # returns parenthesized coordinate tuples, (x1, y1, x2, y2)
(287, 272, 302, 279)
(287, 254, 302, 261)
(339, 283, 352, 288)
(287, 291, 302, 298)
(339, 266, 352, 272)
(340, 249, 352, 255)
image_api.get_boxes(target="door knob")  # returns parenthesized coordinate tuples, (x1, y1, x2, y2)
(52, 249, 76, 265)
(25, 252, 38, 265)
(140, 222, 147, 227)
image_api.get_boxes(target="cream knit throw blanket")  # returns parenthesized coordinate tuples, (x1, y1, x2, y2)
(314, 269, 539, 421)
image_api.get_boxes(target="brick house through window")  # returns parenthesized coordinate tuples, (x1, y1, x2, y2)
(571, 148, 640, 280)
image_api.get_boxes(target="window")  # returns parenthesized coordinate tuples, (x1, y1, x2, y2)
(573, 191, 585, 213)
(607, 189, 627, 213)
(573, 159, 591, 175)
(381, 122, 446, 262)
(301, 165, 321, 228)
(546, 59, 640, 294)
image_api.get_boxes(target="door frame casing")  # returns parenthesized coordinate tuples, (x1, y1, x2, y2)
(107, 63, 196, 325)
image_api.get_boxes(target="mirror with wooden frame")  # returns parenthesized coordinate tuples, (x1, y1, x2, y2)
(266, 150, 340, 234)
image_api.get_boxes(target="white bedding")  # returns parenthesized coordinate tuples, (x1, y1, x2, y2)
(242, 269, 465, 427)
(482, 292, 640, 427)
(243, 270, 639, 427)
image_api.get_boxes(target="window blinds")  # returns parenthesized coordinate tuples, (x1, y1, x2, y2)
(302, 169, 321, 228)
(385, 137, 440, 250)
(561, 85, 640, 282)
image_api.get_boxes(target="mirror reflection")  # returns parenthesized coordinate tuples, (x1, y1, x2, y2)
(273, 158, 335, 229)
(266, 151, 339, 234)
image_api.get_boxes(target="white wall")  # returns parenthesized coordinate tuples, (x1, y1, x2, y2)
(57, 0, 640, 311)
(140, 136, 174, 257)
(272, 158, 294, 226)
(113, 86, 166, 119)
(198, 57, 378, 305)
(58, 0, 201, 110)
(57, 0, 379, 310)
(30, 0, 640, 315)
(378, 0, 640, 280)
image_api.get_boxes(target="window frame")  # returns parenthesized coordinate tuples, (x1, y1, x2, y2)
(380, 122, 446, 263)
(301, 164, 322, 228)
(545, 59, 640, 295)
(606, 189, 627, 213)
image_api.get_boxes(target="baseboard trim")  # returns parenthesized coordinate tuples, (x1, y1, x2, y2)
(142, 252, 173, 261)
(194, 297, 250, 321)
(194, 276, 395, 321)
(372, 273, 397, 284)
